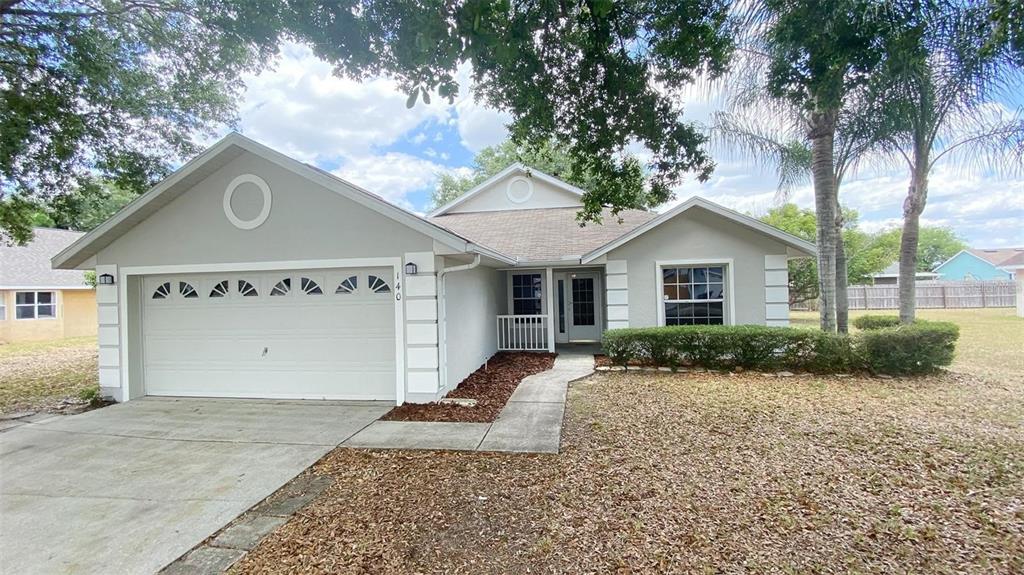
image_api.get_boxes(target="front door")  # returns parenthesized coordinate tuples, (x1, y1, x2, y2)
(568, 272, 602, 341)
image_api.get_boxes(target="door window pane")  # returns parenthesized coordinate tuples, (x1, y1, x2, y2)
(571, 277, 595, 326)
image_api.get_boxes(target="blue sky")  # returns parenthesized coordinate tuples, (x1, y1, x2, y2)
(232, 42, 1023, 247)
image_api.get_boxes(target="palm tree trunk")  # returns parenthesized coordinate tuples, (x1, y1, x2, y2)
(809, 110, 838, 332)
(835, 217, 849, 334)
(899, 163, 928, 324)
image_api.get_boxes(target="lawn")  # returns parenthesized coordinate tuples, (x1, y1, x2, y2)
(0, 337, 99, 414)
(235, 308, 1024, 574)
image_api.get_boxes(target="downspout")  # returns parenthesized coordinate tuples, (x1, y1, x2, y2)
(438, 253, 482, 394)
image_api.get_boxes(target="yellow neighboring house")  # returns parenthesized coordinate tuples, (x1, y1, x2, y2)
(1, 228, 97, 342)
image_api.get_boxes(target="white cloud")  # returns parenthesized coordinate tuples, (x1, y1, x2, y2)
(333, 153, 447, 210)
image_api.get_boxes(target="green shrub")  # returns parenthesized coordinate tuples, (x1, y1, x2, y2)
(852, 315, 901, 330)
(602, 322, 958, 376)
(855, 321, 959, 375)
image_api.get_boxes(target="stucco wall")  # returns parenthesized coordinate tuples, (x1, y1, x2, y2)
(441, 262, 501, 390)
(96, 152, 435, 267)
(448, 173, 582, 213)
(0, 289, 97, 342)
(606, 207, 789, 327)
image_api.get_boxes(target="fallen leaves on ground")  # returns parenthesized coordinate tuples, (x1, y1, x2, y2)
(234, 368, 1024, 574)
(381, 352, 556, 423)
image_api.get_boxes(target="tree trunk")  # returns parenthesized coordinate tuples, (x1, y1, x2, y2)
(808, 110, 838, 332)
(835, 214, 849, 334)
(899, 164, 928, 323)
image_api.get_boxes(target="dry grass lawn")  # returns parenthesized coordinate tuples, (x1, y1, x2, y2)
(0, 337, 98, 414)
(235, 309, 1024, 574)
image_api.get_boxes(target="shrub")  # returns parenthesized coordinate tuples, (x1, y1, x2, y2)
(852, 315, 901, 330)
(602, 322, 959, 376)
(855, 321, 959, 375)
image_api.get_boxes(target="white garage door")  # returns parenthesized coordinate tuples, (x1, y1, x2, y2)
(142, 268, 397, 400)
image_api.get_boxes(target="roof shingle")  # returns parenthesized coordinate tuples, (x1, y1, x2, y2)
(429, 207, 658, 262)
(1, 228, 90, 288)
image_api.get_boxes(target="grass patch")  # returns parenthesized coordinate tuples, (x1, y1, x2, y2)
(0, 337, 98, 413)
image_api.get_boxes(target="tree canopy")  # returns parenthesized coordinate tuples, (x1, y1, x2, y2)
(0, 1, 284, 243)
(285, 0, 733, 223)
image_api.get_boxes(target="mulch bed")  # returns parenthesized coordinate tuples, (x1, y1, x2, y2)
(381, 352, 556, 423)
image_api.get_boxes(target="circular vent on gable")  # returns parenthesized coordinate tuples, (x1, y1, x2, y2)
(506, 176, 534, 204)
(223, 174, 272, 230)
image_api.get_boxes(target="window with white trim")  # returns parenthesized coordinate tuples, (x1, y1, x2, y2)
(511, 273, 542, 315)
(0, 293, 6, 320)
(662, 265, 725, 325)
(15, 291, 56, 320)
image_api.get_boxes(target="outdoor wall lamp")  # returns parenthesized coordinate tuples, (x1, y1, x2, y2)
(404, 262, 418, 276)
(97, 273, 115, 285)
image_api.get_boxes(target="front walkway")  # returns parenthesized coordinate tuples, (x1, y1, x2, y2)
(344, 351, 595, 453)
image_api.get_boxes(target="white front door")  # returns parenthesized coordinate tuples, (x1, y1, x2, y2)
(567, 272, 603, 342)
(141, 268, 397, 400)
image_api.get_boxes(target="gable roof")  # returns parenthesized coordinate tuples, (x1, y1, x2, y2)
(430, 207, 658, 263)
(1, 228, 90, 289)
(52, 133, 515, 269)
(581, 196, 818, 263)
(932, 248, 1024, 273)
(998, 251, 1024, 269)
(427, 163, 585, 217)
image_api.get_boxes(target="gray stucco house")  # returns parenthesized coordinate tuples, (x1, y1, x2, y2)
(53, 133, 815, 405)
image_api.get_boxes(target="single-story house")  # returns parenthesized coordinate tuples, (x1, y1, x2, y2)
(1, 228, 97, 342)
(870, 261, 939, 285)
(932, 248, 1022, 281)
(52, 133, 815, 404)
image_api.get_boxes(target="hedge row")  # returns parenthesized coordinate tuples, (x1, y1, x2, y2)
(852, 315, 902, 330)
(602, 320, 959, 376)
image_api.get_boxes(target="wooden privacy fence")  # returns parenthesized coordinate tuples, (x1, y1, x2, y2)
(792, 281, 1017, 311)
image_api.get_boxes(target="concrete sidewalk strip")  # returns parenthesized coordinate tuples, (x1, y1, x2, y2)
(344, 421, 491, 451)
(508, 373, 569, 403)
(477, 402, 566, 454)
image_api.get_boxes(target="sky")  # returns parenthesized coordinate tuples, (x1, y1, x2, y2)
(228, 42, 1024, 248)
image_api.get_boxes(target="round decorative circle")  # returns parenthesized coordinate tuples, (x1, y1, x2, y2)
(506, 176, 534, 204)
(223, 174, 272, 230)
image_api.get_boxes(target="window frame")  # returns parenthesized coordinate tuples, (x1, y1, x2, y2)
(0, 292, 6, 320)
(509, 272, 544, 316)
(14, 290, 58, 321)
(655, 259, 734, 326)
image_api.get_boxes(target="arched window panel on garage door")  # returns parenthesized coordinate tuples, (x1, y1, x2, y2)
(179, 282, 198, 299)
(209, 280, 230, 298)
(335, 275, 358, 294)
(300, 277, 323, 295)
(270, 277, 291, 296)
(152, 282, 172, 299)
(368, 275, 391, 294)
(237, 279, 259, 297)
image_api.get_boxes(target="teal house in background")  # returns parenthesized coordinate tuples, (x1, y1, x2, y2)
(932, 248, 1021, 280)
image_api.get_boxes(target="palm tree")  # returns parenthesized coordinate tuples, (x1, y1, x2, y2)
(874, 1, 1023, 323)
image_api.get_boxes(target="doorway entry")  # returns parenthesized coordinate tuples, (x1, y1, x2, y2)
(554, 270, 603, 343)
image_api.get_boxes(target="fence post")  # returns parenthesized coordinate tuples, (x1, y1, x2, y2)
(981, 286, 987, 308)
(942, 285, 947, 308)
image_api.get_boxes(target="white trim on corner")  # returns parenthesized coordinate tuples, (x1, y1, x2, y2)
(655, 258, 736, 326)
(582, 197, 818, 263)
(117, 257, 406, 406)
(427, 163, 587, 216)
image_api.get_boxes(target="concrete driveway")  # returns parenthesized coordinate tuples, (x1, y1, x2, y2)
(0, 397, 390, 575)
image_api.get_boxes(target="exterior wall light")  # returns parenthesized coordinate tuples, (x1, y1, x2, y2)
(97, 273, 115, 285)
(404, 262, 418, 276)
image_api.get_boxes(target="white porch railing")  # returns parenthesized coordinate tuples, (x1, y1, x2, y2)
(497, 315, 549, 351)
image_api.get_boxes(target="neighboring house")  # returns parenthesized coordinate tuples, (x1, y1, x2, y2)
(870, 261, 939, 285)
(52, 133, 815, 404)
(932, 248, 1022, 281)
(1, 228, 97, 342)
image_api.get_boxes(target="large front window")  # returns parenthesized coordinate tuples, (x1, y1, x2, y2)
(15, 291, 56, 320)
(512, 273, 542, 315)
(662, 266, 725, 325)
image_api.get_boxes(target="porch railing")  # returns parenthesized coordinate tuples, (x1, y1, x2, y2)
(497, 315, 549, 351)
